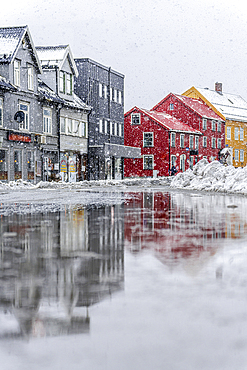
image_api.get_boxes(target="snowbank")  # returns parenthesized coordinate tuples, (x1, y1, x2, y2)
(171, 159, 247, 195)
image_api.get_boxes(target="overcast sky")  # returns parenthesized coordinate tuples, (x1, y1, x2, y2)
(1, 0, 247, 111)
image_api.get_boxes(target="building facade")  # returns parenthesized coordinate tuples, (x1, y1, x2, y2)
(124, 107, 202, 177)
(182, 83, 247, 167)
(74, 58, 140, 180)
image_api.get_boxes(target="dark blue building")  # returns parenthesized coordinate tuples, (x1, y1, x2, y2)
(74, 58, 140, 180)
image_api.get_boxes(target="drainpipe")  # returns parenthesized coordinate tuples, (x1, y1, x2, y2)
(168, 131, 170, 176)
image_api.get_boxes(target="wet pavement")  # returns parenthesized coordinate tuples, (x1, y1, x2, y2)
(0, 189, 247, 370)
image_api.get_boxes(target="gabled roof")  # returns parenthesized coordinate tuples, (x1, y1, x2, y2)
(0, 26, 42, 73)
(125, 107, 202, 134)
(0, 74, 16, 91)
(153, 93, 224, 121)
(183, 86, 247, 122)
(36, 45, 78, 77)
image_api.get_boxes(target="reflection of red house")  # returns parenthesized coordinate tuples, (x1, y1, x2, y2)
(152, 93, 225, 164)
(124, 107, 202, 178)
(124, 192, 226, 266)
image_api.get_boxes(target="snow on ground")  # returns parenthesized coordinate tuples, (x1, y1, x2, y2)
(170, 159, 247, 194)
(0, 159, 247, 197)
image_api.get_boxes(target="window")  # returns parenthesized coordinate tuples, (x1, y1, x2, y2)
(217, 121, 221, 132)
(0, 98, 2, 127)
(73, 120, 80, 135)
(171, 155, 176, 167)
(104, 85, 107, 99)
(131, 113, 140, 125)
(99, 119, 103, 133)
(171, 132, 176, 147)
(119, 123, 122, 137)
(60, 117, 66, 133)
(235, 149, 239, 162)
(180, 134, 184, 148)
(143, 155, 153, 170)
(119, 91, 122, 104)
(27, 65, 34, 90)
(240, 149, 244, 162)
(180, 154, 186, 172)
(114, 122, 118, 136)
(227, 126, 231, 140)
(110, 87, 113, 100)
(169, 103, 174, 110)
(67, 118, 72, 134)
(211, 120, 216, 131)
(143, 132, 153, 147)
(203, 136, 207, 147)
(19, 102, 29, 130)
(43, 108, 52, 134)
(212, 137, 216, 148)
(104, 119, 108, 134)
(79, 121, 85, 137)
(114, 89, 117, 102)
(202, 118, 207, 130)
(66, 74, 72, 95)
(217, 138, 221, 149)
(99, 83, 103, 97)
(189, 135, 194, 149)
(235, 127, 239, 141)
(195, 136, 199, 150)
(240, 127, 244, 141)
(110, 121, 113, 135)
(59, 71, 65, 93)
(14, 59, 20, 86)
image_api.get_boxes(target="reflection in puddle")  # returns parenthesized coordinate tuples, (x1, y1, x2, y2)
(0, 204, 124, 339)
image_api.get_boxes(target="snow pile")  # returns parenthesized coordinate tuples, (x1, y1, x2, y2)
(171, 159, 247, 194)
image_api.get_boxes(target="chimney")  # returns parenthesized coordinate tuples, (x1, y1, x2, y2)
(215, 82, 222, 94)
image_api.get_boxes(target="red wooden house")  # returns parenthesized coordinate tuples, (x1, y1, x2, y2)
(152, 93, 225, 166)
(124, 106, 202, 177)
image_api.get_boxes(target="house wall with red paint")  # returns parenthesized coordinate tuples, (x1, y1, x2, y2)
(153, 94, 225, 162)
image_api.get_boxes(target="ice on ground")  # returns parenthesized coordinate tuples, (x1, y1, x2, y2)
(171, 159, 247, 195)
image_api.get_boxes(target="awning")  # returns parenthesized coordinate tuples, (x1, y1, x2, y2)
(104, 143, 141, 158)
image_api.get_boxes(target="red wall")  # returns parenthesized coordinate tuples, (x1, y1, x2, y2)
(124, 108, 197, 177)
(154, 95, 225, 161)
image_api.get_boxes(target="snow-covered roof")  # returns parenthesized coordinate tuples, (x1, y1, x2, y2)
(127, 107, 202, 134)
(38, 78, 63, 103)
(0, 26, 42, 73)
(196, 87, 247, 122)
(174, 94, 224, 120)
(0, 74, 16, 91)
(36, 45, 78, 77)
(63, 93, 91, 111)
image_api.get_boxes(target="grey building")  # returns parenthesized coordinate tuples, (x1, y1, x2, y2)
(36, 46, 91, 182)
(74, 58, 140, 180)
(0, 26, 60, 183)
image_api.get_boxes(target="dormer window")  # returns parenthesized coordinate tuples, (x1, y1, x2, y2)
(27, 65, 34, 90)
(66, 73, 72, 95)
(14, 59, 20, 86)
(169, 103, 174, 110)
(59, 71, 65, 93)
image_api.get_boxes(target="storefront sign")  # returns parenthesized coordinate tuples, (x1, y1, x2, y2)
(8, 131, 31, 143)
(60, 158, 68, 173)
(69, 157, 76, 173)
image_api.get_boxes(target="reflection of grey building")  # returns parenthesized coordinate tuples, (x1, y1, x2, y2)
(74, 58, 141, 180)
(0, 203, 124, 339)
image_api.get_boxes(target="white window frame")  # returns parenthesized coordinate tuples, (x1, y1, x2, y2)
(114, 122, 118, 136)
(189, 135, 194, 149)
(195, 136, 199, 150)
(60, 117, 66, 134)
(66, 73, 72, 95)
(0, 98, 3, 127)
(131, 113, 140, 125)
(180, 134, 184, 148)
(104, 119, 108, 134)
(227, 126, 231, 140)
(217, 138, 221, 149)
(143, 155, 154, 170)
(67, 118, 72, 134)
(169, 103, 174, 110)
(43, 107, 52, 134)
(143, 132, 153, 147)
(203, 136, 207, 147)
(19, 101, 29, 130)
(14, 59, 20, 87)
(110, 87, 113, 101)
(217, 121, 221, 132)
(240, 149, 244, 162)
(99, 83, 103, 97)
(119, 123, 122, 137)
(171, 155, 176, 167)
(240, 127, 244, 141)
(27, 65, 34, 90)
(235, 149, 239, 162)
(211, 120, 216, 131)
(114, 89, 117, 102)
(104, 85, 107, 99)
(202, 118, 207, 130)
(180, 154, 186, 172)
(59, 71, 65, 93)
(171, 132, 176, 147)
(212, 137, 216, 149)
(119, 91, 122, 104)
(110, 121, 113, 135)
(235, 127, 239, 141)
(99, 119, 103, 133)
